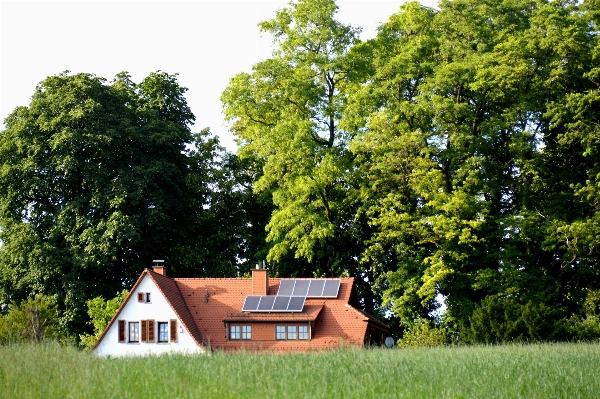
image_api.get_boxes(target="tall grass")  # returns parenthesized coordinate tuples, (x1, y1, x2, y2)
(1, 342, 599, 398)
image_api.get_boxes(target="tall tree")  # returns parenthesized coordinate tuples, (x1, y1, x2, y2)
(174, 131, 275, 277)
(347, 0, 600, 336)
(0, 71, 198, 334)
(221, 0, 368, 284)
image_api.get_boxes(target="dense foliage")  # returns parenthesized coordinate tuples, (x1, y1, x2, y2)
(223, 0, 600, 341)
(0, 72, 271, 337)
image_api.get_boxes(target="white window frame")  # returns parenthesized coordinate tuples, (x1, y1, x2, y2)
(241, 325, 252, 340)
(287, 326, 297, 340)
(231, 325, 240, 340)
(129, 321, 139, 343)
(298, 325, 308, 340)
(276, 326, 286, 340)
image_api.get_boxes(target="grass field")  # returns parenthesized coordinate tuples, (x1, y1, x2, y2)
(1, 342, 599, 399)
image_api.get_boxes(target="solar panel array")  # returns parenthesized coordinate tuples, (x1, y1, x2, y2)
(242, 296, 305, 312)
(277, 279, 341, 298)
(241, 279, 340, 313)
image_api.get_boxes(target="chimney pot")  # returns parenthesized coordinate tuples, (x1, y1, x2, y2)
(152, 259, 166, 276)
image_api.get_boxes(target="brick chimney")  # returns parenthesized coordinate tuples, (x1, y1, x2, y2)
(252, 261, 268, 295)
(153, 259, 166, 276)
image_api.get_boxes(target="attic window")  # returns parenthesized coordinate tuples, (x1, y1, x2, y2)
(138, 292, 151, 303)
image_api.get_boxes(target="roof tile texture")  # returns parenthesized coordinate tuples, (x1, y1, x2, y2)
(175, 277, 377, 351)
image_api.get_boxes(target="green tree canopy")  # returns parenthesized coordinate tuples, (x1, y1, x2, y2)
(223, 0, 600, 340)
(0, 71, 202, 334)
(348, 0, 600, 335)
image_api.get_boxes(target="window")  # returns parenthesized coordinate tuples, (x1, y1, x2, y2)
(276, 326, 286, 340)
(231, 325, 240, 340)
(158, 322, 168, 342)
(138, 292, 151, 303)
(287, 326, 297, 340)
(129, 322, 139, 342)
(299, 326, 308, 340)
(242, 326, 252, 340)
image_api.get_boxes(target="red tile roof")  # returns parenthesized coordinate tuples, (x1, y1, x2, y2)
(174, 276, 388, 351)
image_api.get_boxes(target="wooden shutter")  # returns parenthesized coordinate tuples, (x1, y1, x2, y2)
(118, 320, 126, 343)
(148, 320, 155, 342)
(170, 319, 177, 342)
(138, 292, 144, 302)
(141, 320, 148, 342)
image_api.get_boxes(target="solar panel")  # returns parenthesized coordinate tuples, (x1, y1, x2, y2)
(307, 280, 325, 297)
(242, 295, 305, 312)
(292, 280, 310, 296)
(257, 295, 276, 311)
(322, 279, 341, 297)
(287, 296, 305, 311)
(242, 296, 261, 312)
(272, 296, 291, 311)
(277, 280, 295, 296)
(277, 279, 342, 298)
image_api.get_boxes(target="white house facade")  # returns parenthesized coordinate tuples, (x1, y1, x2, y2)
(93, 273, 205, 357)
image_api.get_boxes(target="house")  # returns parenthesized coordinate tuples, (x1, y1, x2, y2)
(93, 261, 390, 356)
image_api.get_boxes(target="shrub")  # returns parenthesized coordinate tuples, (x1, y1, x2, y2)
(79, 290, 128, 349)
(398, 318, 447, 348)
(0, 294, 61, 344)
(462, 295, 556, 344)
(564, 289, 600, 341)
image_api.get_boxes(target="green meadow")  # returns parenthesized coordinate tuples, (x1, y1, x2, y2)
(1, 342, 599, 399)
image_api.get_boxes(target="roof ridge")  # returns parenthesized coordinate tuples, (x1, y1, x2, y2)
(174, 277, 249, 281)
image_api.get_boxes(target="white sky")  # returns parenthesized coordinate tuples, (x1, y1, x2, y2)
(1, 0, 437, 152)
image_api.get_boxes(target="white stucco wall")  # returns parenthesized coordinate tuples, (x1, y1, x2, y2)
(94, 274, 205, 357)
